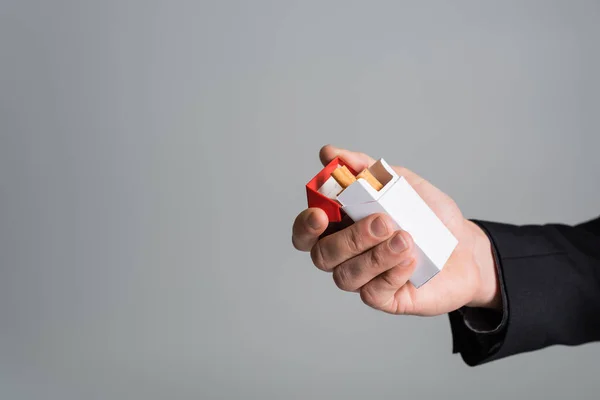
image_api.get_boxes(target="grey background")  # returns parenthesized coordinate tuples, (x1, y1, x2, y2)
(1, 1, 599, 399)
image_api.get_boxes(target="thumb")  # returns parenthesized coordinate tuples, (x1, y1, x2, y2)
(319, 145, 375, 172)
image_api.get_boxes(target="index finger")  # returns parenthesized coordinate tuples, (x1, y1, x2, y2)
(310, 213, 395, 271)
(319, 145, 375, 172)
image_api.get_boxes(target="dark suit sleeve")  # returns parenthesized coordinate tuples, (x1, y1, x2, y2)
(448, 216, 600, 366)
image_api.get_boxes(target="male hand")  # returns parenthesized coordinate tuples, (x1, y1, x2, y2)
(292, 145, 500, 316)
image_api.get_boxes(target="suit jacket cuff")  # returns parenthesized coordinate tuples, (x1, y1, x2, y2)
(448, 219, 509, 366)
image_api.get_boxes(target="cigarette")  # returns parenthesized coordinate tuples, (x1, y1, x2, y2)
(357, 169, 383, 191)
(331, 165, 356, 189)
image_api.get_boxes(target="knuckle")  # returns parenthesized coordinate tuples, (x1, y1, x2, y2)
(360, 284, 381, 308)
(385, 260, 415, 287)
(333, 267, 351, 291)
(394, 290, 414, 315)
(381, 270, 399, 288)
(368, 246, 386, 270)
(310, 242, 326, 270)
(344, 226, 362, 254)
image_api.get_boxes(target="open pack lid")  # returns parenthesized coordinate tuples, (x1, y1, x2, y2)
(305, 157, 357, 222)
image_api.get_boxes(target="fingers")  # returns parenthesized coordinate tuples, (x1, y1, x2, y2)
(292, 208, 329, 251)
(332, 230, 415, 292)
(310, 213, 394, 272)
(319, 144, 375, 173)
(359, 257, 417, 314)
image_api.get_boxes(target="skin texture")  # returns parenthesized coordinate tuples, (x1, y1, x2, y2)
(292, 145, 501, 316)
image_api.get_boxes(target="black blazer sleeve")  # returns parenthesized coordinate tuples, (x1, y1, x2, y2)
(449, 216, 600, 366)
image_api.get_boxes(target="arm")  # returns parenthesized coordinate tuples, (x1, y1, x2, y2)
(293, 145, 599, 365)
(450, 216, 600, 365)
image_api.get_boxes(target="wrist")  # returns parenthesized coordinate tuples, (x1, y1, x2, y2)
(466, 220, 501, 310)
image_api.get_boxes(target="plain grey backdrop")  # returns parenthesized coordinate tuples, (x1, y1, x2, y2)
(1, 1, 599, 399)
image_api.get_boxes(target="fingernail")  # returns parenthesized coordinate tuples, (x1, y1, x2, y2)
(370, 217, 388, 237)
(390, 233, 407, 253)
(306, 213, 321, 230)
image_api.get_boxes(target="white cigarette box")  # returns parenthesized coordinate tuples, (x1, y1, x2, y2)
(307, 157, 458, 288)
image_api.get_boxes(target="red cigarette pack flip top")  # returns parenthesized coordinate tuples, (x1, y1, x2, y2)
(305, 157, 355, 222)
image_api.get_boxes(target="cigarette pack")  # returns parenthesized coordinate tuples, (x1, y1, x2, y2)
(306, 157, 458, 288)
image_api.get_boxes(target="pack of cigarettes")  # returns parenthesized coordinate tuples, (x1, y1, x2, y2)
(306, 157, 458, 288)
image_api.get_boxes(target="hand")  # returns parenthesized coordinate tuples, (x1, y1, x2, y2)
(292, 145, 501, 316)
